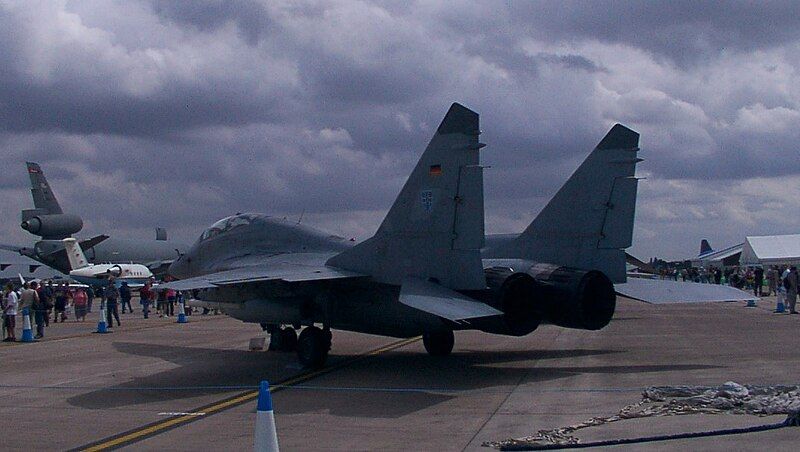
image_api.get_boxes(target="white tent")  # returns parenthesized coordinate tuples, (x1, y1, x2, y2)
(739, 234, 800, 266)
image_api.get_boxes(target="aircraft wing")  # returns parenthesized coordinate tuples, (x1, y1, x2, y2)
(399, 277, 502, 321)
(160, 256, 368, 291)
(615, 278, 758, 304)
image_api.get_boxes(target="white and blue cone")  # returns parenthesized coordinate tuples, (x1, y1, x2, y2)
(20, 308, 34, 342)
(177, 300, 188, 324)
(96, 302, 109, 334)
(254, 381, 279, 452)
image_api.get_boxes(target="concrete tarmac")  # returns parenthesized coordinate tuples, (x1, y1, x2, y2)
(1, 296, 798, 451)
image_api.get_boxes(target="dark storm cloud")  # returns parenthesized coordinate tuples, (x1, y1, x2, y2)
(535, 53, 607, 73)
(0, 0, 799, 261)
(509, 0, 800, 66)
(150, 0, 274, 45)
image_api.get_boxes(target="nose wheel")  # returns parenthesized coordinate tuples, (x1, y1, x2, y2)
(423, 330, 454, 356)
(297, 326, 331, 368)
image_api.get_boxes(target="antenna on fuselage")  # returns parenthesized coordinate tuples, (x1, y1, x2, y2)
(297, 208, 305, 225)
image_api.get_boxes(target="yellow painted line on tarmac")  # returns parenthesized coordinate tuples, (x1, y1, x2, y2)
(77, 335, 421, 451)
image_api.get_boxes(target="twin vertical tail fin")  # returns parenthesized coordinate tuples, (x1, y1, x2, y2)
(496, 124, 641, 283)
(62, 238, 89, 270)
(328, 103, 487, 290)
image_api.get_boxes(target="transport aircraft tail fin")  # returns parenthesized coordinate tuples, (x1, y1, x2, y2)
(25, 162, 63, 215)
(62, 238, 89, 270)
(700, 239, 713, 256)
(495, 124, 641, 283)
(327, 103, 487, 290)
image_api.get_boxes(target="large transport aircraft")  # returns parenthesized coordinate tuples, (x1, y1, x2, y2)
(164, 103, 645, 368)
(0, 162, 189, 275)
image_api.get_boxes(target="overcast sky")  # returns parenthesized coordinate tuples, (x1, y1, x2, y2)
(1, 0, 799, 260)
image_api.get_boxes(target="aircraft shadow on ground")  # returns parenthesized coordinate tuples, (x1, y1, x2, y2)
(66, 342, 720, 418)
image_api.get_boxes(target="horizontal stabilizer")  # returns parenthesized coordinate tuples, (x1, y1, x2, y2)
(615, 278, 758, 304)
(399, 277, 502, 321)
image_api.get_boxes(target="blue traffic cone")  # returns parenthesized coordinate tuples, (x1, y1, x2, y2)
(254, 381, 279, 452)
(176, 301, 188, 324)
(96, 304, 109, 334)
(20, 309, 34, 342)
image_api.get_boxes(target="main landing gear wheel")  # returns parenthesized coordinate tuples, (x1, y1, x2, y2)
(297, 326, 331, 368)
(268, 327, 297, 352)
(423, 330, 454, 356)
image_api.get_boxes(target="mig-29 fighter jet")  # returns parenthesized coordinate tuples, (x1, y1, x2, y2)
(165, 103, 640, 368)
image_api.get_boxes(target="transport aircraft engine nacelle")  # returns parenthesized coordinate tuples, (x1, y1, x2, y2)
(21, 213, 83, 238)
(480, 263, 616, 335)
(107, 265, 123, 277)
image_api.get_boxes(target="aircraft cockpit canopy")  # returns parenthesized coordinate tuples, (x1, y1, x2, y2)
(199, 213, 265, 241)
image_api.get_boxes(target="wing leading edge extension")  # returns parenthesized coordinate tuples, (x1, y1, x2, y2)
(160, 255, 368, 291)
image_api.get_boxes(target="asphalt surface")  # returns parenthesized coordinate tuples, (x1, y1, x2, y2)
(1, 295, 798, 451)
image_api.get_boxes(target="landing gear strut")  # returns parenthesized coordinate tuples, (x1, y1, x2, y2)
(423, 330, 454, 356)
(297, 326, 331, 368)
(267, 325, 297, 352)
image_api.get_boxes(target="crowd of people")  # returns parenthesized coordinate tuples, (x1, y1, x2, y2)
(655, 264, 800, 313)
(1, 277, 206, 342)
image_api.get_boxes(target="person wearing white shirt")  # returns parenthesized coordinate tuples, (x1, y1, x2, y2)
(3, 283, 18, 342)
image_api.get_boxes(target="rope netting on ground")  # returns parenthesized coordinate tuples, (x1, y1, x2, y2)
(484, 381, 800, 450)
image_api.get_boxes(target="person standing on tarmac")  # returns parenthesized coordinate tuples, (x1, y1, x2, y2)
(785, 267, 799, 314)
(21, 281, 43, 338)
(85, 285, 94, 313)
(72, 287, 88, 322)
(2, 283, 18, 342)
(104, 278, 121, 327)
(39, 281, 53, 326)
(119, 282, 133, 314)
(165, 288, 176, 317)
(53, 282, 68, 323)
(754, 266, 764, 297)
(139, 282, 152, 319)
(156, 288, 167, 318)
